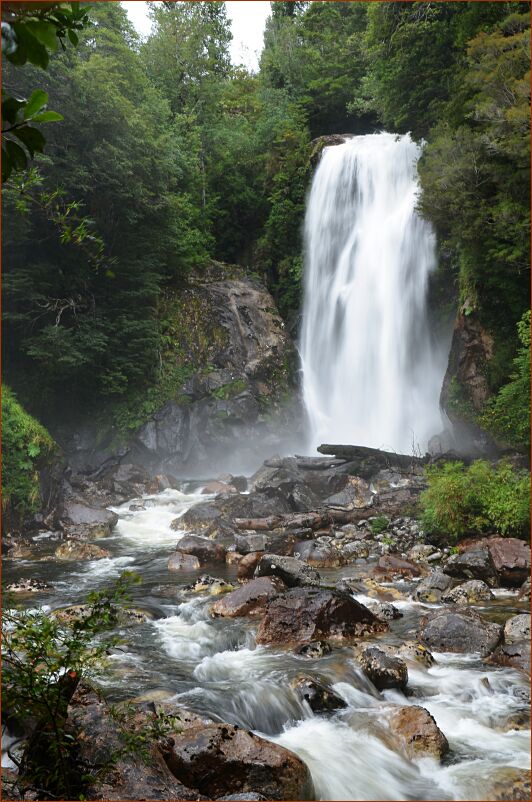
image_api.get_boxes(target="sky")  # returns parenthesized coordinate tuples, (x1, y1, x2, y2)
(122, 1, 271, 71)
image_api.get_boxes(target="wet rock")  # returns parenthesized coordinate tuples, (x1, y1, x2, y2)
(419, 607, 502, 657)
(323, 475, 374, 510)
(5, 578, 51, 593)
(53, 604, 153, 627)
(291, 676, 347, 713)
(486, 767, 531, 801)
(256, 587, 386, 646)
(444, 548, 498, 586)
(66, 686, 201, 800)
(389, 705, 449, 761)
(441, 579, 494, 605)
(365, 601, 403, 622)
(54, 541, 110, 560)
(489, 637, 530, 674)
(379, 641, 435, 668)
(341, 540, 370, 560)
(217, 795, 266, 801)
(359, 647, 408, 691)
(175, 534, 226, 564)
(376, 554, 423, 578)
(254, 554, 321, 587)
(129, 503, 146, 512)
(296, 640, 332, 658)
(60, 501, 118, 538)
(518, 577, 531, 602)
(292, 539, 345, 568)
(168, 551, 201, 571)
(235, 529, 301, 557)
(413, 570, 452, 603)
(162, 723, 314, 801)
(210, 576, 286, 618)
(184, 576, 236, 595)
(237, 551, 264, 580)
(487, 538, 530, 587)
(3, 536, 35, 559)
(407, 544, 437, 563)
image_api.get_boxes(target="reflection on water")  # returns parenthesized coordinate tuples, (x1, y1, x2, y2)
(3, 489, 530, 800)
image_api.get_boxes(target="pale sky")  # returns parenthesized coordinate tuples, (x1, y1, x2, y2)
(122, 1, 271, 71)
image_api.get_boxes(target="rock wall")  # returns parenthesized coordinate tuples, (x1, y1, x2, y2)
(56, 266, 303, 479)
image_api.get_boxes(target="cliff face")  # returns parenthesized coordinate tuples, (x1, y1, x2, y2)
(56, 266, 303, 478)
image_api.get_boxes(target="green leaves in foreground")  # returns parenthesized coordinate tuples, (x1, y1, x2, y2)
(2, 90, 63, 182)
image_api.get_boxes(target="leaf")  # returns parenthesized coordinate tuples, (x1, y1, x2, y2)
(31, 111, 64, 123)
(25, 21, 59, 53)
(11, 24, 50, 70)
(5, 139, 28, 171)
(23, 90, 49, 120)
(67, 29, 79, 47)
(12, 125, 46, 157)
(2, 96, 25, 126)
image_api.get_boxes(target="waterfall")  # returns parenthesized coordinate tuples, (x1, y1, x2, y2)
(300, 132, 447, 455)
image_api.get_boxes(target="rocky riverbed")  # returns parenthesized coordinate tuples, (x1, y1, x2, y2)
(2, 446, 530, 801)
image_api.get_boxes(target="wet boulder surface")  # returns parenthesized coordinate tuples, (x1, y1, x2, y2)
(418, 607, 502, 657)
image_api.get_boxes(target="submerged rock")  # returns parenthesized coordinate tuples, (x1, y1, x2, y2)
(389, 705, 449, 761)
(256, 587, 386, 646)
(54, 541, 110, 561)
(291, 675, 347, 713)
(210, 576, 286, 618)
(441, 579, 494, 604)
(161, 723, 314, 801)
(254, 554, 321, 587)
(359, 646, 408, 691)
(295, 640, 332, 658)
(418, 607, 502, 656)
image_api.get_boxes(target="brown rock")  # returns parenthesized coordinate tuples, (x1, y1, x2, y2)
(488, 639, 530, 675)
(210, 576, 286, 618)
(376, 555, 422, 578)
(176, 534, 226, 564)
(237, 551, 264, 579)
(256, 587, 386, 646)
(292, 539, 345, 568)
(291, 676, 347, 713)
(54, 541, 110, 561)
(168, 551, 201, 571)
(486, 767, 531, 801)
(359, 646, 408, 691)
(201, 480, 236, 495)
(162, 723, 314, 800)
(389, 705, 449, 761)
(487, 538, 530, 587)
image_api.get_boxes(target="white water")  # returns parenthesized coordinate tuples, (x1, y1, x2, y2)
(300, 132, 448, 454)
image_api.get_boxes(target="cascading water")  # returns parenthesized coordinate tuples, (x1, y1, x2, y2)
(300, 132, 448, 454)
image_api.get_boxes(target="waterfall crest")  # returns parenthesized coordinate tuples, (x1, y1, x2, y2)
(300, 132, 446, 454)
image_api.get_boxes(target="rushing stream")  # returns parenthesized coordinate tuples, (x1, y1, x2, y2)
(300, 133, 449, 454)
(3, 489, 530, 800)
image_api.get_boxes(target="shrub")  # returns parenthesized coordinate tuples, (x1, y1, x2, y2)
(370, 516, 389, 535)
(420, 459, 530, 541)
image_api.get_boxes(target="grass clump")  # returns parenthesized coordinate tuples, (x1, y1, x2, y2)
(370, 516, 389, 535)
(420, 459, 530, 541)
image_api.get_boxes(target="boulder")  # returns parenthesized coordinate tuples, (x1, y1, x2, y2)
(54, 541, 110, 561)
(407, 544, 437, 563)
(323, 475, 374, 511)
(237, 551, 264, 580)
(290, 676, 347, 713)
(486, 538, 530, 587)
(168, 552, 201, 571)
(254, 554, 321, 588)
(201, 480, 236, 496)
(256, 587, 386, 646)
(378, 641, 435, 668)
(489, 640, 530, 674)
(518, 577, 531, 602)
(175, 535, 226, 564)
(292, 539, 345, 568)
(441, 579, 493, 605)
(210, 577, 286, 618)
(413, 570, 452, 603)
(376, 555, 422, 578)
(418, 607, 502, 657)
(359, 647, 408, 691)
(5, 578, 51, 593)
(389, 705, 449, 761)
(161, 723, 314, 800)
(60, 501, 118, 538)
(235, 530, 300, 557)
(183, 576, 235, 595)
(485, 768, 531, 801)
(443, 549, 497, 586)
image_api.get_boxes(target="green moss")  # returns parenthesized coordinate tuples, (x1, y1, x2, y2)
(447, 376, 476, 421)
(2, 386, 60, 517)
(210, 379, 247, 400)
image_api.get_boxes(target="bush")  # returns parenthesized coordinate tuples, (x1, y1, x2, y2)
(1, 385, 60, 519)
(420, 460, 530, 541)
(370, 516, 389, 535)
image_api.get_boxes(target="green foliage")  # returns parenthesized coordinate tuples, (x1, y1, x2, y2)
(420, 460, 530, 541)
(370, 516, 390, 535)
(480, 311, 531, 450)
(211, 379, 247, 400)
(1, 385, 59, 518)
(2, 572, 140, 799)
(2, 1, 89, 181)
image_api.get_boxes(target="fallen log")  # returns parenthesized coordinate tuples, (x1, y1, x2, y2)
(318, 443, 427, 468)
